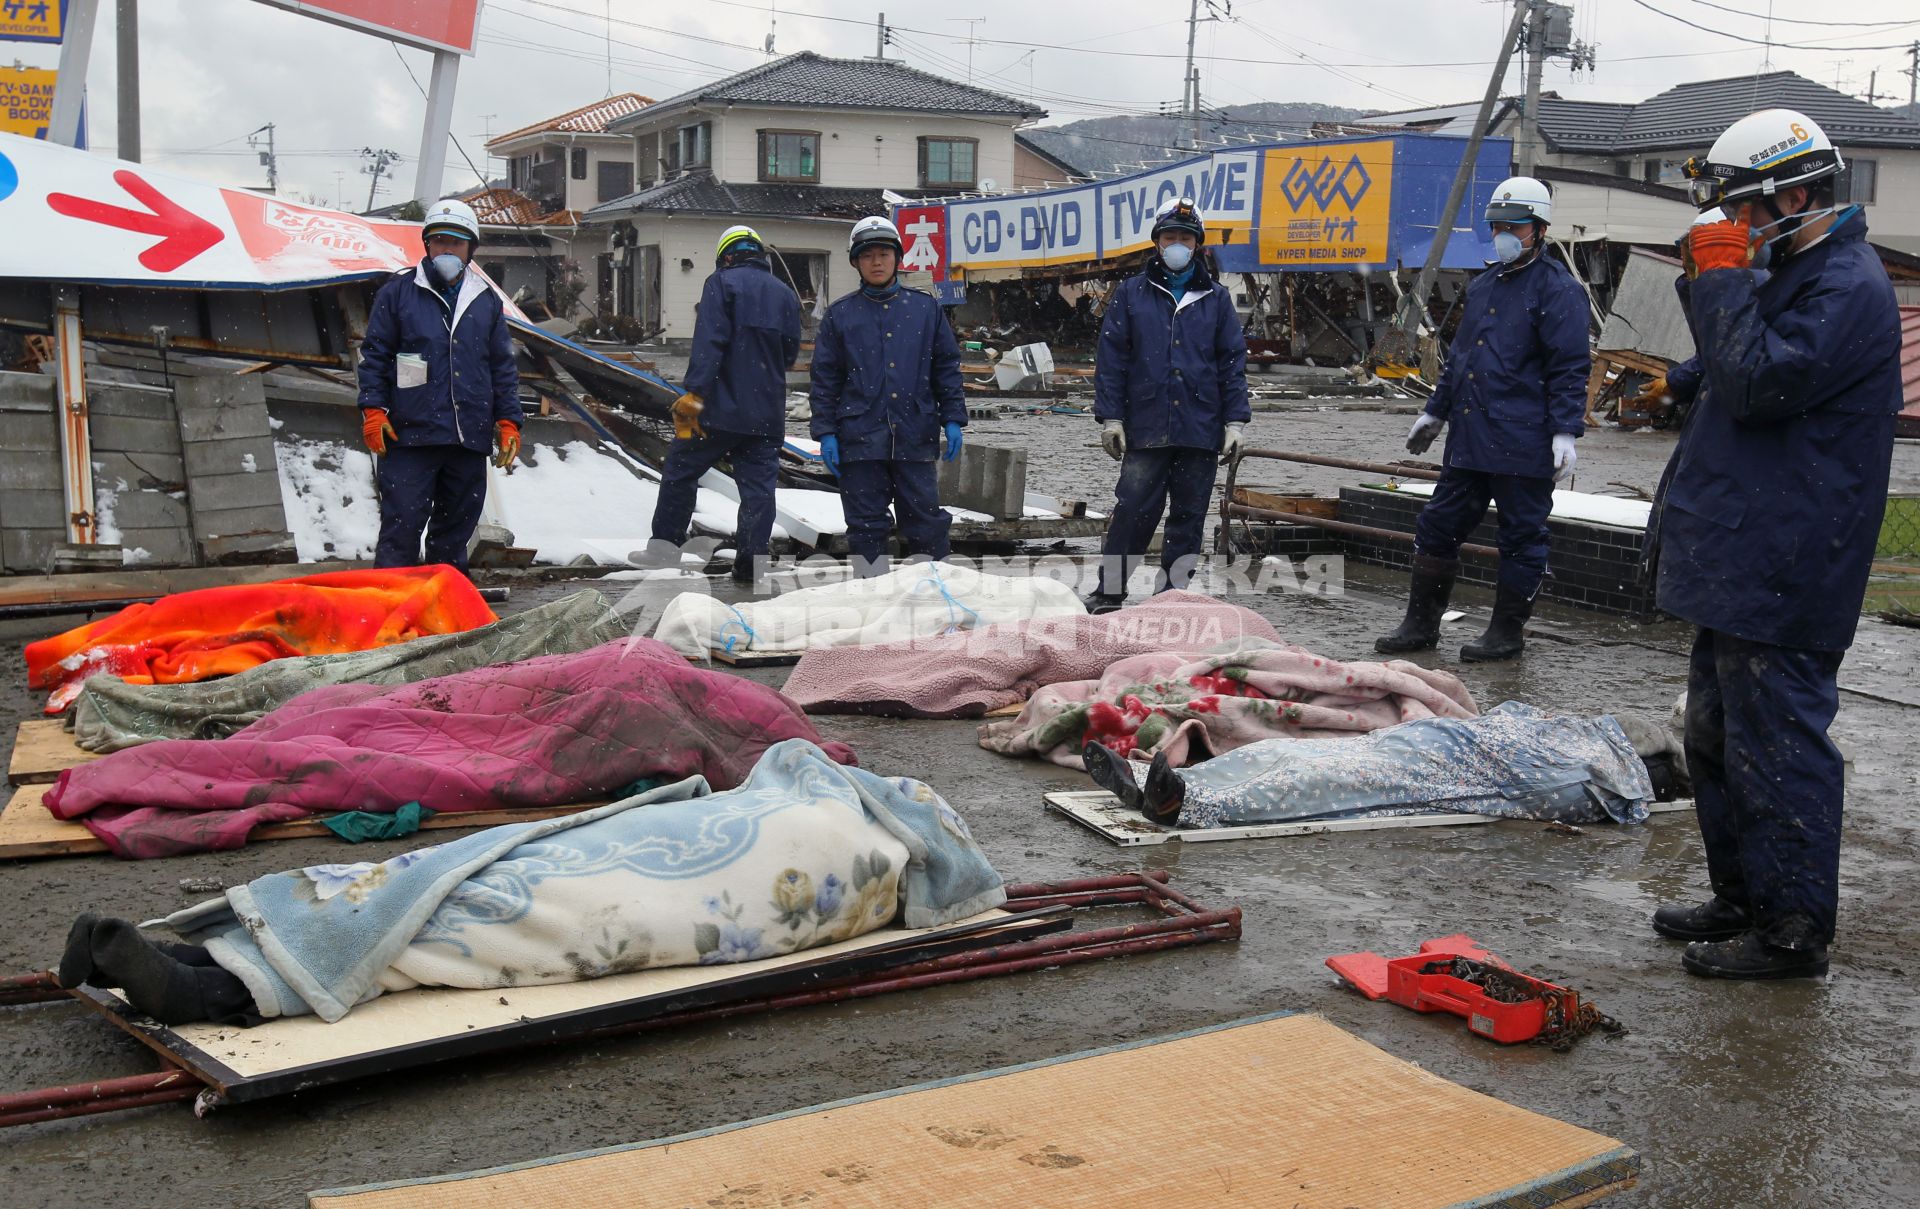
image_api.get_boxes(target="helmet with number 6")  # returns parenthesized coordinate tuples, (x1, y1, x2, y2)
(1683, 109, 1843, 213)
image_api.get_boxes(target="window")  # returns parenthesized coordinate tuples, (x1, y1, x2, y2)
(758, 130, 820, 182)
(919, 137, 978, 189)
(668, 121, 711, 172)
(570, 147, 588, 180)
(1836, 157, 1877, 205)
(597, 160, 635, 204)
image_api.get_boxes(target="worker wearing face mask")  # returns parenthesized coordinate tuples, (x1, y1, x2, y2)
(1648, 110, 1900, 980)
(1377, 176, 1589, 662)
(355, 198, 522, 574)
(1085, 198, 1250, 612)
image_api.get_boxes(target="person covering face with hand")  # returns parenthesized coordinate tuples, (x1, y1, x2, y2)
(1376, 176, 1589, 663)
(1645, 109, 1901, 981)
(355, 198, 522, 575)
(1086, 198, 1249, 613)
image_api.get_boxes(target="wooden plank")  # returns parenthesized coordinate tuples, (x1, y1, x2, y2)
(8, 719, 97, 784)
(709, 647, 803, 668)
(1230, 486, 1339, 518)
(0, 560, 362, 610)
(0, 784, 616, 861)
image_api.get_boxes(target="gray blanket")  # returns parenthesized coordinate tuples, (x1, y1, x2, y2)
(68, 590, 628, 752)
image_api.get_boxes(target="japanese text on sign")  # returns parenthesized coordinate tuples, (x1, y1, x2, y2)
(1258, 140, 1393, 266)
(0, 0, 62, 42)
(0, 68, 56, 141)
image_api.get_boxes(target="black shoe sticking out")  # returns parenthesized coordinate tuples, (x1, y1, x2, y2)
(1682, 930, 1829, 981)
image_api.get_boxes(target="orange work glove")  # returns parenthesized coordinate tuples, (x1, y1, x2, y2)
(493, 419, 521, 470)
(671, 391, 706, 441)
(361, 408, 397, 455)
(1631, 376, 1668, 406)
(1685, 218, 1764, 279)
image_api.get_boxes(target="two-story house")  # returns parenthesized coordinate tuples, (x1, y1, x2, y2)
(1364, 72, 1920, 255)
(584, 51, 1044, 341)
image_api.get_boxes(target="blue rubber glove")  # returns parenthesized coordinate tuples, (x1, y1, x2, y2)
(819, 433, 840, 475)
(943, 422, 964, 463)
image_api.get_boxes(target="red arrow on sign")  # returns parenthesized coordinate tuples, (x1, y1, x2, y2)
(46, 170, 224, 273)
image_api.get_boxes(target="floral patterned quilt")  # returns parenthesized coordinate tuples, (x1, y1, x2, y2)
(157, 740, 1004, 1022)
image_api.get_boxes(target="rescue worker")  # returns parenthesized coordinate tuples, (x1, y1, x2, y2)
(357, 198, 521, 575)
(1376, 176, 1588, 661)
(1086, 198, 1249, 612)
(810, 216, 966, 575)
(1650, 110, 1900, 979)
(645, 225, 802, 584)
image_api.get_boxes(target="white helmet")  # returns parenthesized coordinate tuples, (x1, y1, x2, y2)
(848, 215, 903, 263)
(716, 224, 763, 258)
(422, 198, 481, 246)
(1685, 108, 1843, 212)
(1485, 176, 1552, 226)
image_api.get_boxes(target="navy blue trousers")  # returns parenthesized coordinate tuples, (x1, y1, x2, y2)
(1096, 445, 1217, 598)
(1685, 628, 1845, 944)
(837, 459, 949, 571)
(650, 429, 781, 560)
(375, 444, 487, 573)
(1412, 466, 1554, 597)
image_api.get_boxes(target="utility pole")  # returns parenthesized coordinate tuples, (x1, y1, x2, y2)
(1906, 41, 1918, 108)
(1519, 0, 1546, 177)
(116, 0, 139, 161)
(1182, 0, 1200, 150)
(249, 123, 278, 193)
(948, 17, 985, 83)
(1381, 0, 1531, 364)
(874, 11, 887, 59)
(362, 147, 401, 211)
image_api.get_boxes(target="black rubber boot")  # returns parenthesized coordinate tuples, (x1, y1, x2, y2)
(1083, 593, 1126, 616)
(1652, 895, 1751, 941)
(1460, 583, 1534, 663)
(58, 912, 102, 989)
(1374, 554, 1457, 654)
(1683, 918, 1829, 980)
(1141, 751, 1186, 824)
(1082, 742, 1145, 812)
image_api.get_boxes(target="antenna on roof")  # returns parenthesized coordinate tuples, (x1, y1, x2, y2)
(765, 2, 777, 55)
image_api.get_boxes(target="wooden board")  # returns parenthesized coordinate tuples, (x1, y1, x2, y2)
(0, 560, 362, 611)
(8, 719, 97, 784)
(83, 908, 1054, 1103)
(1044, 790, 1696, 847)
(305, 1012, 1637, 1209)
(0, 784, 609, 861)
(708, 647, 804, 668)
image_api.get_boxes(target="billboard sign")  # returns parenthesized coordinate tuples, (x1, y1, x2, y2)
(0, 0, 64, 43)
(250, 0, 482, 56)
(0, 67, 56, 140)
(948, 183, 1099, 271)
(1257, 140, 1394, 267)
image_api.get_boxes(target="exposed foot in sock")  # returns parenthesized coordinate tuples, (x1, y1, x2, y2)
(1141, 751, 1187, 825)
(90, 918, 207, 1024)
(58, 912, 102, 988)
(1081, 742, 1145, 812)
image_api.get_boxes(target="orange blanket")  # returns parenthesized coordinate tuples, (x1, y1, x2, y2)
(25, 566, 497, 714)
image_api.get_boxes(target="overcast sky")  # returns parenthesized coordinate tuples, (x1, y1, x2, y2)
(16, 0, 1920, 207)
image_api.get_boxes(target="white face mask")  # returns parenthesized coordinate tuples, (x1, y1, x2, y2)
(431, 253, 465, 283)
(1160, 243, 1194, 272)
(1747, 203, 1842, 270)
(1492, 231, 1526, 264)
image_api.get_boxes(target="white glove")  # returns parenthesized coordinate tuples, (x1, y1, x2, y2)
(1551, 433, 1578, 482)
(1101, 420, 1126, 462)
(1219, 423, 1245, 465)
(1406, 413, 1443, 455)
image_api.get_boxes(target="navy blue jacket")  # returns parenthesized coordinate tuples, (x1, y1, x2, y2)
(1423, 252, 1590, 478)
(1094, 259, 1249, 450)
(357, 263, 522, 454)
(1655, 209, 1900, 651)
(809, 286, 965, 463)
(683, 259, 803, 437)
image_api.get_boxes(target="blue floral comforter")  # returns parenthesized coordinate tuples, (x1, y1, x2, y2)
(158, 740, 1005, 1022)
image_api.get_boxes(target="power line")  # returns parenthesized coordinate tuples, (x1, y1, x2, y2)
(1623, 0, 1920, 52)
(1672, 0, 1918, 30)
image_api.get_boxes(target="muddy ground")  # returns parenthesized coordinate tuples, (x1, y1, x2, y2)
(2, 408, 1917, 1207)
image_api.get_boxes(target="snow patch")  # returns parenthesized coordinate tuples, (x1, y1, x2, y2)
(94, 477, 129, 545)
(272, 437, 381, 561)
(241, 452, 258, 473)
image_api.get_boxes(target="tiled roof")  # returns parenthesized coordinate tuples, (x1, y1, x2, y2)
(1901, 306, 1920, 422)
(1537, 73, 1920, 154)
(460, 186, 547, 226)
(607, 51, 1043, 130)
(585, 172, 916, 222)
(487, 93, 655, 149)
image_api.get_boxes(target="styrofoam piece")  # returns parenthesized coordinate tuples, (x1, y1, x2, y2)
(1384, 482, 1651, 531)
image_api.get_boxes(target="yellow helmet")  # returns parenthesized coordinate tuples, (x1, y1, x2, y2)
(716, 225, 763, 258)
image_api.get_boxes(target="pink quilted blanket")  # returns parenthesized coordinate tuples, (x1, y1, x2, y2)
(782, 591, 1282, 718)
(977, 646, 1478, 769)
(43, 638, 856, 859)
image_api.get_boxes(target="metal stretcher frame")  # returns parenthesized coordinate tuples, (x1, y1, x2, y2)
(0, 873, 1241, 1126)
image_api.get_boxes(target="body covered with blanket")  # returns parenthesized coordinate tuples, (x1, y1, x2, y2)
(783, 591, 1280, 718)
(980, 644, 1477, 768)
(150, 742, 1002, 1021)
(45, 639, 855, 859)
(26, 566, 496, 713)
(652, 563, 1083, 659)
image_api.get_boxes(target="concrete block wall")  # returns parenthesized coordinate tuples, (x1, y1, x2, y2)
(89, 382, 195, 566)
(0, 371, 65, 572)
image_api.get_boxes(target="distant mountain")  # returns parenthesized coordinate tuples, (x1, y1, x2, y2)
(1023, 101, 1368, 177)
(1892, 102, 1920, 124)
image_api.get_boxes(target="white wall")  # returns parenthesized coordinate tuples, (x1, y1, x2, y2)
(626, 105, 1018, 192)
(1858, 149, 1920, 256)
(561, 136, 639, 213)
